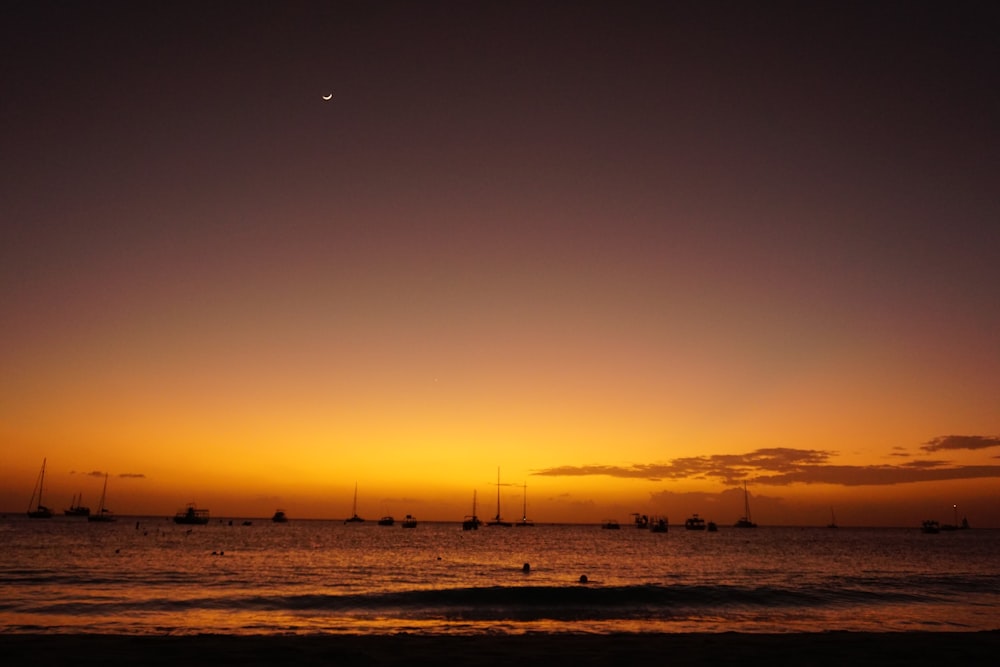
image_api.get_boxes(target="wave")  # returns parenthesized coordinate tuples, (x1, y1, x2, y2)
(24, 582, 960, 621)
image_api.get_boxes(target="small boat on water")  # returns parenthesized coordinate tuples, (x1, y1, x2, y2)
(734, 481, 757, 528)
(87, 473, 115, 522)
(650, 516, 668, 533)
(707, 521, 718, 532)
(271, 510, 288, 523)
(921, 519, 941, 534)
(27, 458, 53, 519)
(174, 504, 210, 525)
(344, 483, 365, 523)
(827, 507, 838, 529)
(401, 514, 417, 528)
(462, 490, 482, 530)
(64, 492, 90, 517)
(601, 519, 621, 530)
(632, 513, 649, 529)
(377, 515, 395, 526)
(684, 514, 707, 530)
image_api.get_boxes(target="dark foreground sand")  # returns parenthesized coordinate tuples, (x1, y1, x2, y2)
(3, 632, 999, 667)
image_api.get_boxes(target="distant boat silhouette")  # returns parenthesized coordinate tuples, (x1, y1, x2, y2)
(344, 483, 364, 523)
(87, 473, 115, 522)
(174, 503, 210, 525)
(921, 519, 941, 534)
(401, 514, 417, 528)
(734, 481, 757, 528)
(271, 509, 288, 523)
(486, 468, 511, 527)
(26, 458, 53, 519)
(685, 514, 707, 530)
(462, 490, 481, 530)
(601, 519, 621, 529)
(514, 482, 534, 527)
(827, 507, 838, 529)
(650, 516, 668, 532)
(707, 521, 718, 532)
(377, 515, 395, 526)
(632, 513, 649, 529)
(64, 492, 90, 517)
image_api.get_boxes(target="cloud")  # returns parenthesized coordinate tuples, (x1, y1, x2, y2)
(118, 473, 146, 479)
(534, 443, 1000, 488)
(922, 435, 1000, 452)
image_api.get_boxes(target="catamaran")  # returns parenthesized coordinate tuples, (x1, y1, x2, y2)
(27, 458, 53, 519)
(64, 492, 90, 517)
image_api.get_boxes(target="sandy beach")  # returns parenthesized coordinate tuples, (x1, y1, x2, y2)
(3, 632, 999, 666)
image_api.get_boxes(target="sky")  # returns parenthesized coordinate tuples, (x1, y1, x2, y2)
(2, 1, 998, 526)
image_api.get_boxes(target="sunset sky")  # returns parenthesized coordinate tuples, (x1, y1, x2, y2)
(2, 1, 998, 527)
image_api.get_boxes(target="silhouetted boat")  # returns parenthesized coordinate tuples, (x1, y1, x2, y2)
(26, 458, 53, 519)
(827, 507, 838, 529)
(684, 514, 707, 530)
(486, 468, 512, 526)
(601, 519, 621, 529)
(650, 516, 668, 532)
(87, 473, 115, 522)
(401, 514, 417, 528)
(174, 504, 210, 525)
(64, 492, 90, 517)
(462, 490, 482, 530)
(632, 513, 649, 529)
(921, 519, 940, 534)
(377, 515, 395, 526)
(707, 521, 718, 532)
(734, 481, 757, 528)
(514, 482, 534, 527)
(271, 509, 288, 523)
(344, 483, 364, 523)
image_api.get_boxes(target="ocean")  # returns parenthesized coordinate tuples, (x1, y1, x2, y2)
(1, 516, 997, 635)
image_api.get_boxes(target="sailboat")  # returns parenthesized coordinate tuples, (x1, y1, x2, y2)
(514, 482, 534, 527)
(462, 490, 481, 530)
(827, 507, 838, 529)
(486, 468, 512, 527)
(64, 492, 90, 517)
(27, 458, 53, 518)
(87, 473, 115, 522)
(734, 481, 757, 528)
(344, 482, 364, 523)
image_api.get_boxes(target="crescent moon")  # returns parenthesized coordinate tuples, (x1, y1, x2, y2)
(322, 93, 333, 100)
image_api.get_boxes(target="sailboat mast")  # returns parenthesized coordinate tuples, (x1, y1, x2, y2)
(522, 482, 527, 520)
(495, 467, 501, 521)
(744, 481, 751, 522)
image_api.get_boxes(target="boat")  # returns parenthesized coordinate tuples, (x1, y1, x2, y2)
(26, 458, 53, 519)
(684, 514, 707, 530)
(271, 509, 288, 523)
(514, 482, 534, 527)
(650, 516, 668, 532)
(377, 515, 395, 526)
(401, 514, 417, 528)
(707, 521, 718, 532)
(827, 507, 838, 529)
(462, 490, 482, 530)
(632, 513, 649, 529)
(601, 519, 621, 529)
(734, 481, 757, 528)
(486, 468, 512, 526)
(64, 492, 90, 517)
(174, 503, 210, 525)
(921, 519, 940, 534)
(344, 482, 364, 523)
(87, 473, 115, 522)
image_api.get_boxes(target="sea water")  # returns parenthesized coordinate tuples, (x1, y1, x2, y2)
(1, 517, 998, 635)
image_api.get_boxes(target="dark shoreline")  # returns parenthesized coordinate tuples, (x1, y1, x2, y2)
(3, 631, 999, 666)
